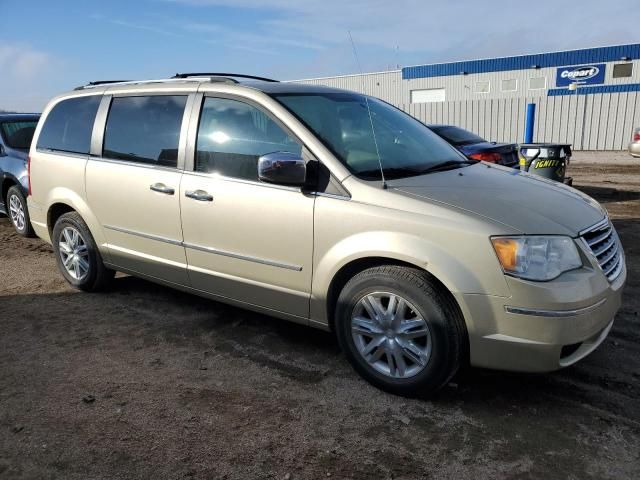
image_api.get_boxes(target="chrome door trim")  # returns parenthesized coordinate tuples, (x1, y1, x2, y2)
(35, 148, 91, 160)
(184, 92, 204, 173)
(90, 94, 112, 156)
(103, 224, 183, 246)
(177, 94, 197, 171)
(103, 224, 302, 271)
(89, 156, 183, 172)
(310, 191, 351, 201)
(183, 241, 303, 271)
(183, 170, 303, 193)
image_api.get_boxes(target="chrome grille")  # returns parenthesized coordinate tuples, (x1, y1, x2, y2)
(580, 219, 623, 282)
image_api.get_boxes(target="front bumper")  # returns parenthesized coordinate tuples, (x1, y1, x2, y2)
(629, 142, 640, 158)
(455, 260, 626, 372)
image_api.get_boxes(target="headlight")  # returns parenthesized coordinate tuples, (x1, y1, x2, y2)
(491, 236, 582, 281)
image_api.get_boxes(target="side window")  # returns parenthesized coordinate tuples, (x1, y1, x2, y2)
(196, 97, 302, 181)
(103, 95, 187, 168)
(37, 96, 101, 154)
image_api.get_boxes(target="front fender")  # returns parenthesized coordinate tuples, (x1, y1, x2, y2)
(310, 230, 510, 327)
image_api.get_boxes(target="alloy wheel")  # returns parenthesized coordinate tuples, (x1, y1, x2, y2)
(351, 291, 432, 379)
(58, 227, 90, 281)
(8, 194, 26, 232)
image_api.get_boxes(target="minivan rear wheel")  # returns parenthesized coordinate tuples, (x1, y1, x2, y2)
(52, 212, 114, 292)
(6, 186, 35, 237)
(335, 265, 465, 397)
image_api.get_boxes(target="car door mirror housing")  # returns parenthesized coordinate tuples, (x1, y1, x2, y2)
(0, 144, 6, 157)
(258, 152, 306, 186)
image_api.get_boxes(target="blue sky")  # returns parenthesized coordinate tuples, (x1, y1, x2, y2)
(1, 0, 638, 111)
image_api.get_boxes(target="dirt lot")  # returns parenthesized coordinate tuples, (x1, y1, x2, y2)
(1, 158, 639, 480)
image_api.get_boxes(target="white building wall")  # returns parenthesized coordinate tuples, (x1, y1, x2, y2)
(289, 59, 640, 150)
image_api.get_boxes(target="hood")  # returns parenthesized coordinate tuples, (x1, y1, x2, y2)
(388, 163, 605, 236)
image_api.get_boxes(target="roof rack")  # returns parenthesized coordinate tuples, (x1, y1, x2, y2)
(87, 80, 132, 86)
(172, 72, 279, 82)
(73, 73, 278, 91)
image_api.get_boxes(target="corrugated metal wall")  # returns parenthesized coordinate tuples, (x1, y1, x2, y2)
(396, 92, 640, 150)
(292, 69, 640, 150)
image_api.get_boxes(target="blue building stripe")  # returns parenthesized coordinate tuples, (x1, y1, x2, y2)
(547, 83, 640, 96)
(402, 44, 640, 80)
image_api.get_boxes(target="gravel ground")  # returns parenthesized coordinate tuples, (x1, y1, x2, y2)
(0, 158, 639, 479)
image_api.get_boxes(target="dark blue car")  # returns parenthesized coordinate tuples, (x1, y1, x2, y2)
(428, 124, 519, 168)
(0, 113, 40, 236)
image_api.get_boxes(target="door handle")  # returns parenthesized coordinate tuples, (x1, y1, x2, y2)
(185, 190, 213, 202)
(150, 183, 175, 195)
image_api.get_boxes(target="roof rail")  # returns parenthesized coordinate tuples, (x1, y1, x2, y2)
(73, 73, 278, 91)
(74, 80, 133, 90)
(73, 77, 208, 90)
(172, 72, 279, 82)
(88, 80, 132, 86)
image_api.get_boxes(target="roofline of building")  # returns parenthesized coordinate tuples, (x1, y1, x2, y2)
(402, 43, 640, 80)
(287, 43, 640, 83)
(401, 42, 640, 70)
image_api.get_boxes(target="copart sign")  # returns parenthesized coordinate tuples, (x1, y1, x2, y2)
(556, 64, 606, 87)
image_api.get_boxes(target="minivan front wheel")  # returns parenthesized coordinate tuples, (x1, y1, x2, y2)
(335, 266, 465, 397)
(52, 212, 114, 292)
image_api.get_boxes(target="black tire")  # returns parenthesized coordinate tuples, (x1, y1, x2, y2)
(335, 265, 466, 397)
(6, 185, 35, 237)
(52, 212, 115, 292)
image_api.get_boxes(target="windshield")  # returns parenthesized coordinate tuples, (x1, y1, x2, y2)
(1, 120, 38, 150)
(430, 125, 485, 146)
(272, 92, 467, 180)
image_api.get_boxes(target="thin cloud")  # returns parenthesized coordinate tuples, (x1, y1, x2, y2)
(0, 43, 51, 79)
(0, 43, 58, 112)
(91, 14, 186, 38)
(163, 0, 639, 65)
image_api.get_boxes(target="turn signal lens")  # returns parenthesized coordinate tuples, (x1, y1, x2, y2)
(491, 238, 518, 271)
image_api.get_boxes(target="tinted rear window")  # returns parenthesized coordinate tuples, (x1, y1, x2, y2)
(431, 126, 485, 146)
(103, 96, 187, 168)
(37, 96, 101, 154)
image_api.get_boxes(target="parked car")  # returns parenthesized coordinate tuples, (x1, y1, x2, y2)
(629, 127, 640, 158)
(0, 113, 40, 236)
(428, 124, 519, 167)
(28, 75, 626, 396)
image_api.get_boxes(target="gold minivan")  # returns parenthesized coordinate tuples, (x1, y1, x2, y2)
(28, 74, 626, 395)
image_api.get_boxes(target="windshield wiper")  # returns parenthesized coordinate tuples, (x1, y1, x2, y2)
(418, 159, 478, 175)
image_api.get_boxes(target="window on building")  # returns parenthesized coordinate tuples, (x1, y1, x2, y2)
(529, 77, 547, 90)
(613, 63, 633, 78)
(103, 95, 187, 168)
(501, 79, 517, 92)
(196, 97, 302, 180)
(474, 81, 490, 93)
(410, 88, 446, 103)
(37, 96, 101, 154)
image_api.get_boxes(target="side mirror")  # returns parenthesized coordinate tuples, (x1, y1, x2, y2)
(0, 144, 5, 157)
(258, 152, 306, 186)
